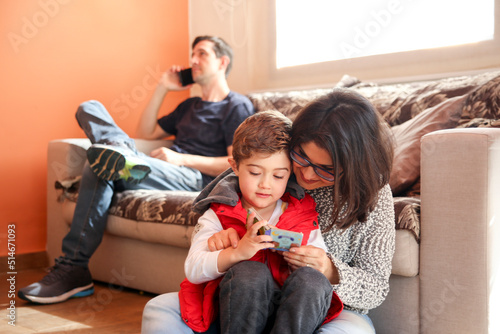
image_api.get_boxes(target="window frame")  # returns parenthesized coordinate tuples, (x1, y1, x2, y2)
(248, 0, 500, 91)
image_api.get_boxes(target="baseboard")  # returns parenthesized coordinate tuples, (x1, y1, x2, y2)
(0, 251, 49, 272)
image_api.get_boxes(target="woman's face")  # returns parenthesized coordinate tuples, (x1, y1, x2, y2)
(292, 141, 336, 190)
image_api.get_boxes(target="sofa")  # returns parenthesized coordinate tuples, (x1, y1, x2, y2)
(46, 70, 500, 333)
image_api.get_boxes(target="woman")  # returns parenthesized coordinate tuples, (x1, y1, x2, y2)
(142, 88, 395, 333)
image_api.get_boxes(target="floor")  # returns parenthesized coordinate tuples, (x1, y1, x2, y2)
(0, 268, 155, 333)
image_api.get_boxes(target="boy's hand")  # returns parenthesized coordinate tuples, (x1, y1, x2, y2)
(235, 220, 274, 260)
(207, 211, 264, 251)
(216, 220, 274, 273)
(208, 228, 240, 251)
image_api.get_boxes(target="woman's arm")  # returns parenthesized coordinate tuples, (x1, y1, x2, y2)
(328, 184, 395, 310)
(284, 184, 395, 310)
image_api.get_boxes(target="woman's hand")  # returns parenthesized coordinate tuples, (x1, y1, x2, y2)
(283, 245, 340, 284)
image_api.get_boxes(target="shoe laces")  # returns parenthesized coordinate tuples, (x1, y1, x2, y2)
(40, 259, 77, 285)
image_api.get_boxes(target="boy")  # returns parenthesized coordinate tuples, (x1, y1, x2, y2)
(179, 110, 342, 333)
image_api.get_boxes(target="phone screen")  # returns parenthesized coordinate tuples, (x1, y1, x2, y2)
(179, 68, 194, 86)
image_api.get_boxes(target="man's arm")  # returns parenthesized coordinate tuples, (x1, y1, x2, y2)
(136, 67, 190, 140)
(150, 145, 233, 177)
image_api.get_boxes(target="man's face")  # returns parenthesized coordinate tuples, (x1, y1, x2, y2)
(190, 40, 224, 84)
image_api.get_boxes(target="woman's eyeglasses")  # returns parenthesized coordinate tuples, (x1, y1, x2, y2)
(290, 149, 337, 182)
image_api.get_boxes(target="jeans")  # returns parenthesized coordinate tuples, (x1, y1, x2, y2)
(142, 273, 375, 334)
(218, 261, 332, 334)
(60, 100, 204, 267)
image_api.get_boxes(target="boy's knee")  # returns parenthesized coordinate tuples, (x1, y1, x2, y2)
(223, 261, 272, 286)
(231, 261, 268, 278)
(287, 267, 331, 293)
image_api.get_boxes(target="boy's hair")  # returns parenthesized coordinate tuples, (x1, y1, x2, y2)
(192, 35, 233, 77)
(232, 110, 292, 166)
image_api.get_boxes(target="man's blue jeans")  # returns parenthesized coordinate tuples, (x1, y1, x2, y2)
(60, 100, 203, 267)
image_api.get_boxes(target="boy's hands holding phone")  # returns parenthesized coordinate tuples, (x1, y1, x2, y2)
(238, 218, 274, 259)
(216, 213, 273, 273)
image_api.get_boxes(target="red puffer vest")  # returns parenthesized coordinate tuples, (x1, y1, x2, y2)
(179, 193, 343, 332)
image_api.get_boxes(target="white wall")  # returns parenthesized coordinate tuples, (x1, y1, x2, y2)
(190, 0, 500, 94)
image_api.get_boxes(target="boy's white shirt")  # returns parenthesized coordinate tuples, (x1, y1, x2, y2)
(184, 198, 328, 284)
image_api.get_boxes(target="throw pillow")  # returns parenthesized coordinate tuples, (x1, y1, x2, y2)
(389, 95, 467, 196)
(461, 74, 500, 124)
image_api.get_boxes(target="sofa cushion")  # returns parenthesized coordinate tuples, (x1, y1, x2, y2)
(390, 95, 466, 196)
(458, 118, 500, 128)
(353, 70, 500, 126)
(108, 189, 201, 226)
(392, 197, 420, 277)
(247, 75, 360, 120)
(248, 88, 332, 120)
(461, 74, 500, 125)
(107, 215, 196, 249)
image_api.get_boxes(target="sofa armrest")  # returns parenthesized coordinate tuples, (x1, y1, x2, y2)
(420, 128, 500, 334)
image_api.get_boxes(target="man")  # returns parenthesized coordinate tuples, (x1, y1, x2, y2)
(19, 36, 254, 304)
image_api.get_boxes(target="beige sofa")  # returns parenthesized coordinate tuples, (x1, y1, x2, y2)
(46, 71, 500, 333)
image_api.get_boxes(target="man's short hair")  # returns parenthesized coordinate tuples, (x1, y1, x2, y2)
(192, 36, 234, 77)
(232, 110, 292, 166)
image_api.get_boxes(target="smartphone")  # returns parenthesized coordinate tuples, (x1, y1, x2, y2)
(247, 208, 269, 235)
(179, 68, 194, 86)
(266, 228, 303, 251)
(247, 208, 302, 251)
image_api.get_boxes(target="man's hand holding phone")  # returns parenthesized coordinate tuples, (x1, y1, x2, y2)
(158, 66, 193, 92)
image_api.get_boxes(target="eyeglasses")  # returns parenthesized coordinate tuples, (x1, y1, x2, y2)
(290, 148, 337, 182)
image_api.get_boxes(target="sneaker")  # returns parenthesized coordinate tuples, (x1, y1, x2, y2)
(87, 144, 151, 184)
(18, 261, 94, 304)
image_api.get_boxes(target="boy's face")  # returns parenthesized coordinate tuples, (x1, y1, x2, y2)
(230, 151, 291, 214)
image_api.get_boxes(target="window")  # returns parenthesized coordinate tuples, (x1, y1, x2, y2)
(276, 0, 495, 69)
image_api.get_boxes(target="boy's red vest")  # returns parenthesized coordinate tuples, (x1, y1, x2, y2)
(179, 193, 343, 332)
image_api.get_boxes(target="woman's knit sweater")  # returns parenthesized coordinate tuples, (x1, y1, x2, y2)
(307, 183, 395, 314)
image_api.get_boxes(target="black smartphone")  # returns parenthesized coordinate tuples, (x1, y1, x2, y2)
(179, 68, 194, 86)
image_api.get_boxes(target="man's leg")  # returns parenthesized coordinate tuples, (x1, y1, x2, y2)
(76, 100, 153, 183)
(75, 100, 136, 149)
(18, 163, 113, 303)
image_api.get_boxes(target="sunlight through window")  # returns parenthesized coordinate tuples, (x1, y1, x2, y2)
(276, 0, 495, 69)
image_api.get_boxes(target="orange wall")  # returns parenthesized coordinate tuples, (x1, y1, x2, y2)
(0, 0, 190, 256)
